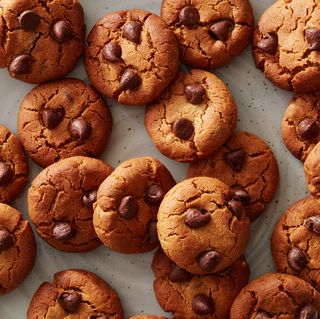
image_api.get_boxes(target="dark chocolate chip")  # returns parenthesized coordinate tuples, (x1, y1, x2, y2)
(226, 199, 245, 219)
(0, 229, 14, 252)
(83, 190, 98, 209)
(19, 10, 40, 31)
(147, 221, 159, 245)
(299, 305, 319, 319)
(305, 29, 320, 51)
(224, 149, 246, 171)
(257, 34, 278, 55)
(198, 250, 222, 272)
(185, 84, 206, 104)
(87, 315, 107, 319)
(102, 42, 122, 62)
(53, 222, 75, 241)
(58, 291, 81, 313)
(298, 118, 320, 140)
(179, 6, 200, 27)
(192, 294, 215, 315)
(145, 184, 165, 205)
(255, 311, 272, 319)
(41, 107, 65, 129)
(122, 21, 142, 44)
(68, 117, 91, 142)
(118, 196, 138, 219)
(305, 215, 320, 234)
(173, 118, 194, 140)
(169, 264, 192, 282)
(209, 20, 234, 41)
(288, 247, 308, 271)
(9, 54, 32, 74)
(231, 185, 251, 206)
(185, 208, 211, 228)
(0, 162, 14, 186)
(119, 69, 141, 92)
(52, 21, 74, 42)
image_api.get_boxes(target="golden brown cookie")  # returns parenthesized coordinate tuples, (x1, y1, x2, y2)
(304, 142, 320, 198)
(28, 156, 113, 253)
(18, 78, 113, 168)
(27, 269, 123, 319)
(188, 131, 279, 221)
(145, 69, 237, 162)
(157, 177, 250, 275)
(93, 157, 176, 254)
(85, 9, 179, 106)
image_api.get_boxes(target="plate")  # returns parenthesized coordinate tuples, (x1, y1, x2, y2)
(0, 0, 306, 317)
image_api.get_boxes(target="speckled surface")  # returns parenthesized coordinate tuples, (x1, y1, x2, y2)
(0, 0, 308, 317)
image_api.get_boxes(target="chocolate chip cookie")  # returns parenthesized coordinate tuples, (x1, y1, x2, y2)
(85, 9, 179, 106)
(188, 131, 279, 221)
(0, 203, 36, 295)
(152, 249, 250, 318)
(18, 78, 112, 168)
(161, 0, 254, 69)
(230, 273, 320, 319)
(304, 142, 320, 198)
(28, 156, 113, 252)
(27, 269, 123, 318)
(93, 157, 176, 254)
(0, 0, 85, 84)
(157, 176, 250, 275)
(145, 69, 237, 162)
(253, 0, 320, 93)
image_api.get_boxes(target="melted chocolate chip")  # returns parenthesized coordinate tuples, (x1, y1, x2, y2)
(122, 21, 142, 44)
(185, 208, 211, 228)
(288, 247, 308, 271)
(83, 190, 98, 209)
(19, 10, 40, 31)
(0, 162, 14, 186)
(227, 199, 245, 219)
(102, 42, 122, 62)
(68, 117, 91, 141)
(118, 196, 138, 219)
(53, 222, 75, 241)
(173, 118, 194, 140)
(198, 250, 222, 272)
(209, 20, 234, 41)
(0, 229, 14, 252)
(192, 294, 215, 315)
(41, 107, 65, 129)
(298, 118, 320, 140)
(147, 221, 159, 245)
(257, 34, 278, 55)
(145, 184, 165, 205)
(58, 291, 81, 313)
(169, 263, 192, 282)
(52, 20, 74, 42)
(305, 215, 320, 234)
(185, 84, 206, 104)
(298, 305, 319, 319)
(179, 6, 200, 27)
(224, 149, 246, 171)
(231, 185, 251, 206)
(119, 69, 141, 92)
(9, 55, 32, 74)
(305, 29, 320, 51)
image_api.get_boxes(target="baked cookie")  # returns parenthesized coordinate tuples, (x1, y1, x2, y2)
(0, 124, 28, 203)
(0, 0, 85, 84)
(157, 176, 250, 275)
(94, 157, 176, 254)
(130, 316, 169, 319)
(145, 69, 237, 162)
(27, 269, 123, 318)
(230, 273, 320, 319)
(0, 203, 36, 295)
(18, 78, 112, 168)
(28, 156, 113, 253)
(152, 249, 250, 319)
(85, 9, 179, 106)
(304, 142, 320, 198)
(161, 0, 254, 69)
(188, 131, 279, 221)
(253, 0, 320, 93)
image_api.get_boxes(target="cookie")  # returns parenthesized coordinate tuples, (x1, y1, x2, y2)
(253, 0, 320, 93)
(145, 69, 237, 162)
(18, 78, 113, 168)
(94, 157, 176, 254)
(188, 131, 279, 221)
(130, 316, 169, 319)
(85, 9, 179, 106)
(0, 203, 36, 295)
(0, 0, 85, 84)
(161, 0, 254, 69)
(304, 142, 320, 198)
(230, 273, 320, 319)
(28, 156, 113, 253)
(157, 176, 250, 275)
(152, 248, 250, 319)
(27, 269, 123, 318)
(0, 124, 28, 203)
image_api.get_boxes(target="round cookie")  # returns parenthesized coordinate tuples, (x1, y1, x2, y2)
(0, 0, 85, 84)
(85, 9, 179, 106)
(304, 142, 320, 198)
(152, 249, 250, 319)
(157, 176, 250, 275)
(188, 131, 279, 221)
(130, 316, 169, 319)
(18, 78, 113, 168)
(27, 269, 123, 319)
(0, 124, 28, 203)
(145, 69, 237, 162)
(253, 0, 320, 93)
(28, 156, 113, 253)
(230, 273, 320, 319)
(0, 203, 36, 295)
(93, 157, 176, 254)
(161, 0, 254, 69)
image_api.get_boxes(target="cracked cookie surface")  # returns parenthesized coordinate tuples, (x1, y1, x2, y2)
(0, 203, 36, 295)
(18, 78, 113, 168)
(93, 157, 176, 254)
(84, 9, 179, 106)
(161, 0, 254, 69)
(27, 269, 123, 319)
(145, 69, 237, 163)
(304, 142, 320, 198)
(0, 0, 85, 84)
(28, 156, 113, 253)
(188, 131, 279, 221)
(157, 176, 250, 275)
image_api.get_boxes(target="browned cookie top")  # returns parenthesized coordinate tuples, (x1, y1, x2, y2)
(161, 0, 254, 69)
(27, 269, 123, 319)
(0, 0, 85, 84)
(85, 9, 179, 106)
(253, 0, 320, 93)
(28, 156, 113, 253)
(18, 78, 113, 168)
(304, 142, 320, 198)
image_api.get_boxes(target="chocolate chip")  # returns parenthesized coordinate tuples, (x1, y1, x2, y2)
(179, 6, 200, 27)
(224, 149, 246, 171)
(122, 21, 142, 44)
(209, 20, 234, 41)
(41, 107, 65, 129)
(173, 118, 194, 140)
(119, 69, 141, 92)
(226, 199, 245, 219)
(305, 29, 320, 51)
(0, 162, 14, 186)
(255, 311, 272, 319)
(298, 118, 320, 140)
(0, 229, 13, 252)
(68, 117, 91, 142)
(185, 84, 206, 104)
(83, 190, 98, 209)
(53, 222, 75, 241)
(102, 42, 122, 62)
(192, 294, 215, 315)
(305, 215, 320, 234)
(147, 221, 159, 245)
(9, 54, 32, 74)
(52, 21, 74, 42)
(185, 208, 211, 228)
(169, 264, 192, 282)
(19, 10, 40, 31)
(145, 184, 165, 205)
(231, 186, 251, 206)
(198, 250, 222, 272)
(299, 305, 319, 319)
(87, 315, 107, 319)
(257, 34, 278, 55)
(288, 247, 308, 271)
(58, 291, 81, 313)
(118, 196, 138, 219)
